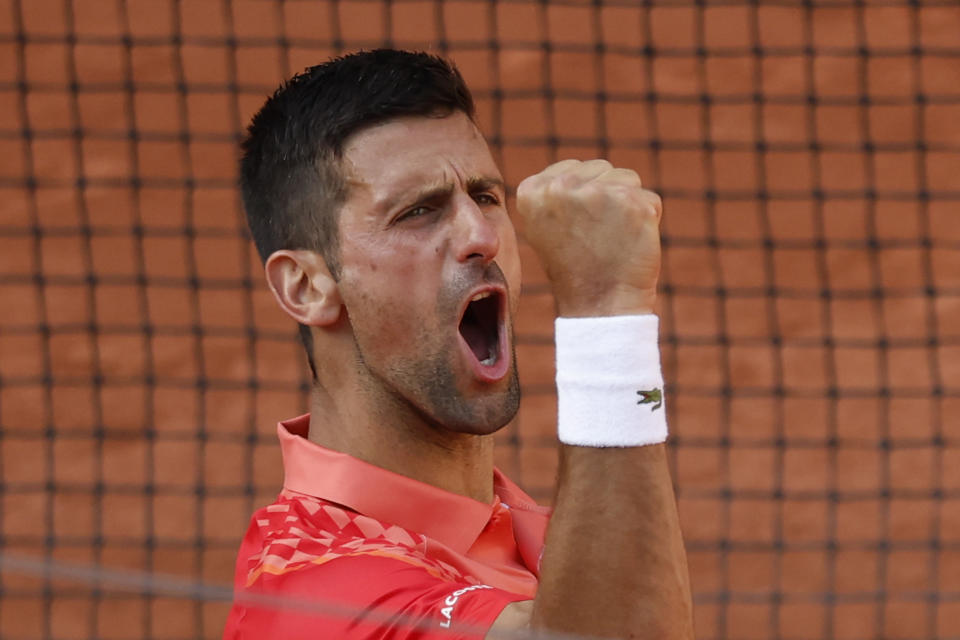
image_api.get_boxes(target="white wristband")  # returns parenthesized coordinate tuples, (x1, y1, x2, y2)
(555, 314, 667, 447)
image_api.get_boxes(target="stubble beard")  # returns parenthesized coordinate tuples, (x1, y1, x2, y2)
(355, 263, 522, 437)
(357, 318, 521, 438)
(413, 329, 521, 436)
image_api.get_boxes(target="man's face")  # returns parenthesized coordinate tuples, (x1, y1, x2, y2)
(334, 112, 522, 435)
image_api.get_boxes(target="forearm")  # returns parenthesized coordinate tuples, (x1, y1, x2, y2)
(531, 444, 693, 639)
(511, 159, 693, 639)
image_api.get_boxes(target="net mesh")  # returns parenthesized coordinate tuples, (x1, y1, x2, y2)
(1, 0, 959, 638)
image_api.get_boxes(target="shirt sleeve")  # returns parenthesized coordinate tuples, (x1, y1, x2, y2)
(223, 552, 530, 640)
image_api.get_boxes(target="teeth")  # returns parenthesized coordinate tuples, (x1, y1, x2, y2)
(470, 291, 492, 303)
(480, 355, 497, 366)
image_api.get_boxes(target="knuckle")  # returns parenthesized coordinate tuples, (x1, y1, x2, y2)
(515, 176, 533, 197)
(545, 172, 579, 198)
(516, 175, 546, 202)
(646, 190, 663, 210)
(546, 158, 580, 177)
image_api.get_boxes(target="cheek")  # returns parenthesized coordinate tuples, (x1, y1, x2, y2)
(341, 253, 435, 331)
(342, 279, 418, 360)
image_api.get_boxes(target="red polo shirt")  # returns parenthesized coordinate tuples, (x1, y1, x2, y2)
(223, 415, 551, 638)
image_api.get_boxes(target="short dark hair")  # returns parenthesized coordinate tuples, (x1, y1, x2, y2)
(239, 49, 476, 378)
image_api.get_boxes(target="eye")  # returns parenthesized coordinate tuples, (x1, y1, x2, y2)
(473, 193, 500, 206)
(396, 206, 431, 223)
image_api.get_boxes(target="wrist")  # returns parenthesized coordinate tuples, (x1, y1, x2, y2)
(554, 314, 668, 448)
(553, 285, 658, 318)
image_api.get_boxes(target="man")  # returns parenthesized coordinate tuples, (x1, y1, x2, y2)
(224, 49, 692, 639)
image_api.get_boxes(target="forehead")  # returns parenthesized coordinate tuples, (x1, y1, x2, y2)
(340, 112, 501, 199)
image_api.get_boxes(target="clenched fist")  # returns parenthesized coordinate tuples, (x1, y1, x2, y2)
(515, 159, 663, 318)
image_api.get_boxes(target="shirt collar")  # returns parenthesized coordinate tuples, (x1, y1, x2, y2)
(277, 414, 543, 554)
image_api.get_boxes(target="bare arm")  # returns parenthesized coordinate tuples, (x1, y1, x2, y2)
(531, 444, 691, 638)
(489, 446, 691, 640)
(488, 160, 693, 639)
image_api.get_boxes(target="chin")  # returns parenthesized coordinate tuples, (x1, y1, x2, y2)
(423, 370, 521, 437)
(445, 412, 515, 437)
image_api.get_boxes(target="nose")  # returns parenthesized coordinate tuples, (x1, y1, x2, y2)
(453, 195, 500, 264)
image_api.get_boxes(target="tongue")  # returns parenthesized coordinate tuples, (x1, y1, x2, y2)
(461, 323, 491, 363)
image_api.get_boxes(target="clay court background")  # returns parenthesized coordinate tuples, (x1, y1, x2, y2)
(1, 0, 959, 638)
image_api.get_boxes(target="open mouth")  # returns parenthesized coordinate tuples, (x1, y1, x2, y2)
(458, 290, 502, 367)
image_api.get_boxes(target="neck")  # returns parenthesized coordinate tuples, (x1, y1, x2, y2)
(306, 382, 497, 504)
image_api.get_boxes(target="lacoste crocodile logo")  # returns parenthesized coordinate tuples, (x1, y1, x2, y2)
(636, 388, 663, 412)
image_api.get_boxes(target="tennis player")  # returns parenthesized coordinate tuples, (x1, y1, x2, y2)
(223, 49, 692, 639)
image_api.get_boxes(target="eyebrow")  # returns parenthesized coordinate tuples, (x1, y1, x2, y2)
(465, 176, 505, 194)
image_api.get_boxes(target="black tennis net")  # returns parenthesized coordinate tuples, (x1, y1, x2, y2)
(0, 0, 958, 638)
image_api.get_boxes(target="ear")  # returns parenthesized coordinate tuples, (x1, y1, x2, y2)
(264, 249, 342, 327)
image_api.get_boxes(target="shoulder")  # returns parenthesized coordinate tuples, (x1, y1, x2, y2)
(237, 494, 463, 588)
(225, 495, 528, 639)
